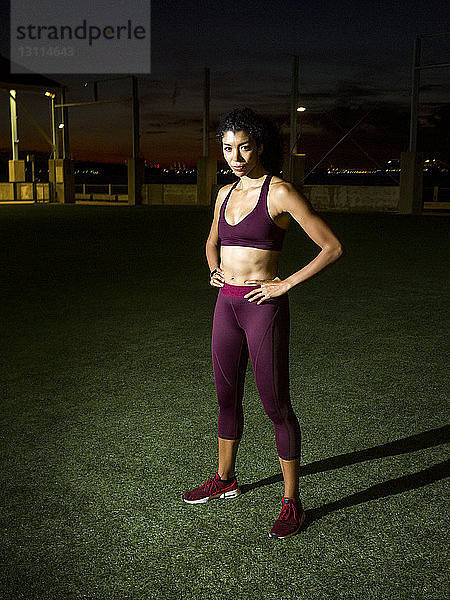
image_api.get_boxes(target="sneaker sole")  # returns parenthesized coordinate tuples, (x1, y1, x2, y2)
(268, 510, 306, 539)
(183, 487, 241, 504)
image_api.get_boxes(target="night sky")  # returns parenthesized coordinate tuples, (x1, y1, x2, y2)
(0, 0, 449, 168)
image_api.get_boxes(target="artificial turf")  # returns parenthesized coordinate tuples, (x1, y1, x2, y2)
(0, 204, 448, 600)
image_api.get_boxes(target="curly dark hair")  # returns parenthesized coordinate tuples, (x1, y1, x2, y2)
(216, 107, 283, 175)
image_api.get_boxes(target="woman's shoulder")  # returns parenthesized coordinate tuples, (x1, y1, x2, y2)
(268, 174, 295, 195)
(219, 182, 236, 193)
(213, 182, 235, 210)
(217, 182, 235, 198)
(267, 175, 302, 212)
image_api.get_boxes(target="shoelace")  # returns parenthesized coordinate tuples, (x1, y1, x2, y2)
(279, 502, 298, 523)
(201, 476, 220, 495)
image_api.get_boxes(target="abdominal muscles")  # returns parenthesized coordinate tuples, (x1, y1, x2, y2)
(220, 246, 280, 285)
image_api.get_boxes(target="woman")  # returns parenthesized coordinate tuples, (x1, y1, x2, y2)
(183, 107, 344, 539)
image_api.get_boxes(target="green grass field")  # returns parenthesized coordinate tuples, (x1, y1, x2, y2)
(1, 204, 449, 600)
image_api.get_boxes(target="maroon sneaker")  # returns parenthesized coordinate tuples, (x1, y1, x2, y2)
(269, 497, 306, 539)
(183, 472, 241, 504)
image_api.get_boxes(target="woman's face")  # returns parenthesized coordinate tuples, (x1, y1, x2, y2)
(222, 130, 262, 176)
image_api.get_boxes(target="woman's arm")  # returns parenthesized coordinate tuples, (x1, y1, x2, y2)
(276, 182, 345, 290)
(205, 186, 229, 286)
(205, 186, 224, 271)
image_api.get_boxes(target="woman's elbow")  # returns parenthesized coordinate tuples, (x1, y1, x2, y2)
(336, 243, 346, 258)
(325, 242, 346, 260)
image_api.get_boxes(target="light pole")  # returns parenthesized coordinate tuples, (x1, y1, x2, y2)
(286, 56, 306, 189)
(399, 31, 450, 214)
(196, 66, 217, 205)
(58, 122, 65, 159)
(296, 106, 306, 153)
(44, 91, 58, 159)
(288, 106, 307, 189)
(9, 89, 18, 162)
(289, 56, 299, 156)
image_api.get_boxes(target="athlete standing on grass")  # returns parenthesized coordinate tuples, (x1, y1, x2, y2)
(183, 107, 345, 539)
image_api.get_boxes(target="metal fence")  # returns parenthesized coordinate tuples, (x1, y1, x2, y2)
(423, 186, 450, 203)
(1, 181, 449, 212)
(74, 183, 128, 202)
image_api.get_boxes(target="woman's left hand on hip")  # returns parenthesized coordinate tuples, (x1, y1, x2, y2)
(243, 277, 291, 304)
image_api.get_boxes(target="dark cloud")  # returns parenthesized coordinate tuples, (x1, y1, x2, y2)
(143, 130, 169, 135)
(334, 80, 380, 98)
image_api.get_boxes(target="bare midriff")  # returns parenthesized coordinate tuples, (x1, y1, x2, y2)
(220, 245, 280, 285)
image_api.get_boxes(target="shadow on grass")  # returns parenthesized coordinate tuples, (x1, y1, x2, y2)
(302, 458, 450, 529)
(240, 425, 450, 527)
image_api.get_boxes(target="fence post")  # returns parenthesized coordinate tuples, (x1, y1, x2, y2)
(127, 157, 144, 205)
(399, 151, 423, 214)
(196, 156, 217, 205)
(433, 186, 439, 202)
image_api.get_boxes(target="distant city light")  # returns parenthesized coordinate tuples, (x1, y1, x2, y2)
(74, 169, 101, 175)
(327, 167, 402, 175)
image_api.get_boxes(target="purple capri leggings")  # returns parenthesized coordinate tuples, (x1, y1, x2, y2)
(211, 282, 301, 461)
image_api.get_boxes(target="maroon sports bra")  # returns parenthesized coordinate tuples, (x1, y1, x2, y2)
(218, 174, 287, 251)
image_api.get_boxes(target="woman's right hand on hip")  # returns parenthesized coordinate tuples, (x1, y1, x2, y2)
(210, 267, 225, 287)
